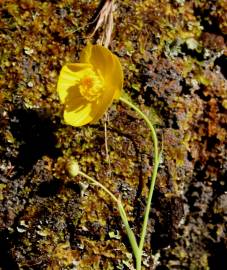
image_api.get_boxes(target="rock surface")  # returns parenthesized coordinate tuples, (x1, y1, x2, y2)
(0, 0, 226, 269)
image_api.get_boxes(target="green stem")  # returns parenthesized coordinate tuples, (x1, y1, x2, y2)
(117, 202, 140, 263)
(78, 170, 140, 264)
(78, 96, 160, 270)
(119, 97, 160, 259)
(78, 171, 119, 204)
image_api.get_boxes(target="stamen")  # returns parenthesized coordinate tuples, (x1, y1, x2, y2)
(79, 69, 104, 102)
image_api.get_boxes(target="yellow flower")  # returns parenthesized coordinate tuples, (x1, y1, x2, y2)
(57, 43, 123, 127)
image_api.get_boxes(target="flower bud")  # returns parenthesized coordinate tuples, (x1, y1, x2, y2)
(67, 160, 80, 177)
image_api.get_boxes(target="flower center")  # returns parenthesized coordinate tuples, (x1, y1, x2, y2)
(79, 69, 104, 102)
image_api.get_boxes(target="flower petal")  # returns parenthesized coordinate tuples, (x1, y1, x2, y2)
(57, 63, 92, 103)
(88, 45, 114, 78)
(107, 53, 123, 99)
(79, 44, 124, 123)
(80, 44, 123, 93)
(79, 42, 92, 63)
(89, 86, 116, 124)
(64, 98, 93, 127)
(93, 46, 123, 99)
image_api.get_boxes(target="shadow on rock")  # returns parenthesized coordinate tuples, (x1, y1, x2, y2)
(9, 108, 60, 178)
(0, 230, 19, 270)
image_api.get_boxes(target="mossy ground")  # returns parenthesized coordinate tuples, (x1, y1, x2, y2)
(0, 0, 226, 269)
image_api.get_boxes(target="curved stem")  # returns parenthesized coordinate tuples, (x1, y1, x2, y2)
(117, 202, 140, 263)
(78, 170, 140, 265)
(78, 96, 159, 270)
(78, 170, 118, 204)
(119, 97, 159, 256)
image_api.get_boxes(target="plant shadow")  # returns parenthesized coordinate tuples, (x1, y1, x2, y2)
(9, 108, 60, 178)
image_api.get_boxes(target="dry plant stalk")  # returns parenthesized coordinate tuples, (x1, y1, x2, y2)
(90, 0, 115, 48)
(90, 0, 116, 168)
